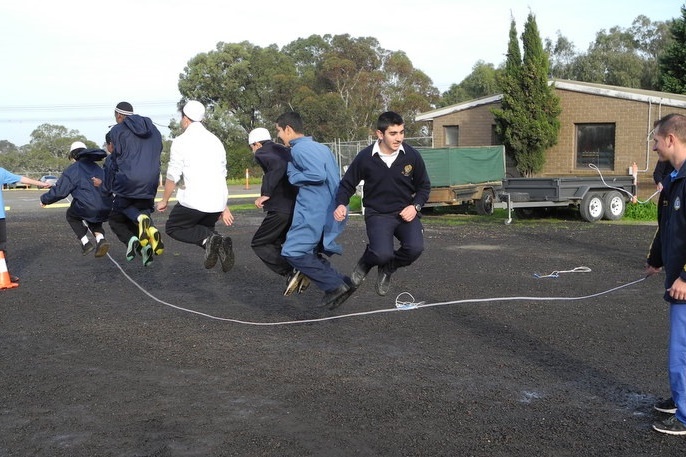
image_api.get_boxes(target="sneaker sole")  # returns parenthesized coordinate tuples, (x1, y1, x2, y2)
(218, 238, 234, 273)
(138, 216, 151, 247)
(94, 242, 110, 258)
(147, 227, 164, 255)
(142, 246, 154, 266)
(204, 235, 222, 269)
(284, 272, 303, 296)
(654, 406, 678, 414)
(126, 239, 141, 261)
(652, 424, 686, 435)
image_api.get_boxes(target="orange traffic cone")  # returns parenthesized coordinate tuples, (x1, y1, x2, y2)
(0, 250, 19, 290)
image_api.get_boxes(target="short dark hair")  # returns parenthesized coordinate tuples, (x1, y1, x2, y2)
(105, 132, 112, 144)
(377, 111, 404, 133)
(655, 113, 686, 143)
(276, 111, 304, 134)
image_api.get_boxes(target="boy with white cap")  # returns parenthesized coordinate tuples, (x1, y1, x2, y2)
(248, 127, 304, 294)
(156, 100, 235, 271)
(40, 142, 113, 257)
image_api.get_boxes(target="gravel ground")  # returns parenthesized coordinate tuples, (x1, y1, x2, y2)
(1, 199, 684, 456)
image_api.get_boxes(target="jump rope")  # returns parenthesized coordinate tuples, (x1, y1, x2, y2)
(63, 164, 657, 326)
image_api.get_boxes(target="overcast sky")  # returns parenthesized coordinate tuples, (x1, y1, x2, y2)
(0, 0, 680, 147)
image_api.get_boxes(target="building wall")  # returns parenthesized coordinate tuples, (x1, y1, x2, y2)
(428, 89, 686, 198)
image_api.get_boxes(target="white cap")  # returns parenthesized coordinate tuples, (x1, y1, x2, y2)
(183, 100, 205, 122)
(70, 141, 87, 152)
(248, 127, 271, 145)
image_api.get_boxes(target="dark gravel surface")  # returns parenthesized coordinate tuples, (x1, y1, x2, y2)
(1, 195, 684, 456)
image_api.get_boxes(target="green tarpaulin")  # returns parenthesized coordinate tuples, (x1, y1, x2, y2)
(418, 146, 505, 187)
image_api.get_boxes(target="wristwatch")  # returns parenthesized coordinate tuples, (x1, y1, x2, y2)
(414, 204, 422, 212)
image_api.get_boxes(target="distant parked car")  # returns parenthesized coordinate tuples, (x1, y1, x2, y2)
(39, 175, 59, 187)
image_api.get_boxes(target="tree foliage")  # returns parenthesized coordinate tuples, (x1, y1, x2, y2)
(439, 61, 500, 107)
(659, 5, 686, 93)
(0, 124, 96, 175)
(492, 14, 561, 177)
(547, 16, 671, 90)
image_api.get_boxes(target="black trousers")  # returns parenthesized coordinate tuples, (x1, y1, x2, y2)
(251, 211, 293, 276)
(360, 212, 424, 272)
(109, 198, 154, 245)
(165, 203, 221, 247)
(66, 207, 104, 239)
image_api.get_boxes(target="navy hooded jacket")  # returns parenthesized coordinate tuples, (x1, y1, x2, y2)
(105, 114, 162, 199)
(40, 148, 113, 222)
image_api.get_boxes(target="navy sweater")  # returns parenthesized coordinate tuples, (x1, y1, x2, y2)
(336, 142, 431, 214)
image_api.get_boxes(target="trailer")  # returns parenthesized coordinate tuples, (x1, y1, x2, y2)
(418, 146, 505, 215)
(496, 176, 637, 224)
(418, 146, 637, 223)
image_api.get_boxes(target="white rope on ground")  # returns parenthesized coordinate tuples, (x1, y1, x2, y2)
(534, 266, 592, 278)
(105, 254, 649, 326)
(589, 163, 659, 204)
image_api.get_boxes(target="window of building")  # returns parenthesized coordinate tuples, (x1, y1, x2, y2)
(444, 125, 459, 146)
(576, 123, 615, 170)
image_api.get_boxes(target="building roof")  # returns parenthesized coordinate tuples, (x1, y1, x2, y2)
(415, 79, 686, 121)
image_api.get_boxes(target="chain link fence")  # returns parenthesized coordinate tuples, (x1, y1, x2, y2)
(324, 136, 432, 175)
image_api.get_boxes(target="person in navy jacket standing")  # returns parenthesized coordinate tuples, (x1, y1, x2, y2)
(334, 111, 431, 296)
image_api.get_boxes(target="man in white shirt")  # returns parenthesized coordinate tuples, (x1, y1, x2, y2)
(156, 100, 235, 271)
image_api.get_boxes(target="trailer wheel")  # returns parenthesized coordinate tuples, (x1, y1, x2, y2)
(602, 191, 625, 220)
(475, 189, 495, 215)
(579, 193, 604, 222)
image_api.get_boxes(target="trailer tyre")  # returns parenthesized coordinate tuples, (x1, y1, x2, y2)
(475, 188, 496, 215)
(602, 191, 625, 220)
(580, 193, 604, 222)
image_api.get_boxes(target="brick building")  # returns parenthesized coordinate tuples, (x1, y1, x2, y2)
(416, 80, 686, 197)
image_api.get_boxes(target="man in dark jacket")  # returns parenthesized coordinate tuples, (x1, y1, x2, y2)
(334, 111, 431, 296)
(40, 142, 113, 257)
(645, 113, 686, 436)
(247, 127, 303, 294)
(105, 102, 163, 266)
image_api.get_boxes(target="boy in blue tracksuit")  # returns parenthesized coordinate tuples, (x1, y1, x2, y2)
(41, 142, 113, 257)
(276, 111, 353, 310)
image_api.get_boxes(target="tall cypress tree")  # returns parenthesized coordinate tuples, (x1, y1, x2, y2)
(492, 13, 561, 177)
(659, 5, 686, 94)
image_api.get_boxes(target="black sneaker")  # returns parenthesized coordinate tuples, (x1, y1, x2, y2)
(653, 415, 686, 435)
(284, 269, 304, 296)
(218, 236, 235, 272)
(376, 264, 392, 296)
(126, 236, 140, 261)
(350, 259, 371, 288)
(94, 238, 110, 258)
(82, 241, 95, 256)
(320, 281, 355, 310)
(204, 234, 222, 269)
(654, 398, 677, 414)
